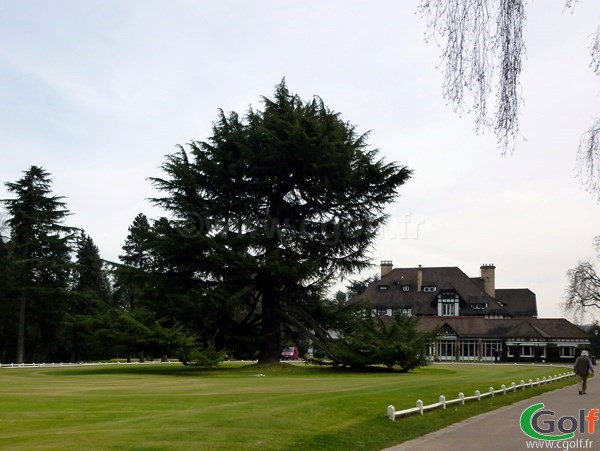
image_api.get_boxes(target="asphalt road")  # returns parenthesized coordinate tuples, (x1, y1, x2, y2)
(383, 376, 598, 451)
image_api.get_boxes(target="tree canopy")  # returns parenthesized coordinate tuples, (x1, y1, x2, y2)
(0, 85, 426, 370)
(149, 80, 412, 363)
(1, 166, 74, 363)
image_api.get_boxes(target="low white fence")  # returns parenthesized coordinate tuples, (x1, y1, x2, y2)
(387, 371, 575, 421)
(0, 360, 179, 369)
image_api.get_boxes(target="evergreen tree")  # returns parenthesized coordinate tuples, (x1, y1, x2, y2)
(0, 234, 17, 362)
(65, 231, 111, 361)
(119, 213, 154, 272)
(114, 213, 154, 311)
(72, 231, 110, 303)
(2, 166, 74, 363)
(327, 311, 432, 371)
(111, 214, 200, 362)
(149, 81, 412, 363)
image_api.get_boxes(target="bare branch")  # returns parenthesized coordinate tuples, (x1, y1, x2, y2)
(563, 0, 577, 10)
(576, 120, 600, 199)
(419, 0, 526, 153)
(419, 0, 492, 129)
(495, 0, 525, 153)
(563, 259, 600, 316)
(591, 25, 600, 76)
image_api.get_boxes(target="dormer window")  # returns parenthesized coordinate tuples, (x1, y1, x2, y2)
(378, 285, 389, 292)
(470, 302, 488, 310)
(423, 286, 437, 292)
(437, 290, 459, 316)
(402, 285, 410, 292)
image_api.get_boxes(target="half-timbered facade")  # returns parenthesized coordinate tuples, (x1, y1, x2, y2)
(358, 262, 590, 362)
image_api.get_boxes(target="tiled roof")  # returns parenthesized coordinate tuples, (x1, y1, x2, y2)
(415, 317, 588, 339)
(495, 289, 538, 317)
(359, 266, 510, 316)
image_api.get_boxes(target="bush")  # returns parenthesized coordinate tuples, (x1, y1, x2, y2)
(179, 345, 227, 367)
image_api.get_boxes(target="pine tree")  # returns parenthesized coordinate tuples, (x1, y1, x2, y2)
(149, 81, 412, 363)
(2, 166, 74, 363)
(63, 231, 112, 361)
(0, 234, 17, 362)
(113, 213, 154, 311)
(72, 231, 110, 304)
(112, 214, 196, 362)
(119, 213, 153, 272)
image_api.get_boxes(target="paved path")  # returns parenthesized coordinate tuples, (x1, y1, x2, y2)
(384, 377, 598, 451)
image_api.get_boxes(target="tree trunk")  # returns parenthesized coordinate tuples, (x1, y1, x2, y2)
(258, 285, 281, 364)
(16, 293, 26, 364)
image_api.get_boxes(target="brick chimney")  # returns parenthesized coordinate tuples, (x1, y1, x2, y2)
(417, 264, 423, 292)
(480, 264, 496, 297)
(380, 260, 393, 277)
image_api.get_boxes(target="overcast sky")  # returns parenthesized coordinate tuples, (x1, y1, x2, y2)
(1, 1, 600, 321)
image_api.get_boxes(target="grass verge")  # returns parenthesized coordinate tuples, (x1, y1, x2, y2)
(0, 362, 576, 450)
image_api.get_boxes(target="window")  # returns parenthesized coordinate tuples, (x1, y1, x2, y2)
(442, 302, 455, 316)
(402, 285, 410, 292)
(438, 291, 459, 316)
(423, 286, 437, 292)
(375, 306, 393, 317)
(470, 302, 487, 310)
(397, 308, 412, 317)
(483, 340, 503, 361)
(437, 340, 455, 360)
(458, 341, 477, 361)
(521, 346, 534, 357)
(378, 285, 389, 292)
(560, 347, 576, 358)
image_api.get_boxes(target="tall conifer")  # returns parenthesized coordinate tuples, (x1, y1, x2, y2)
(2, 166, 74, 363)
(150, 81, 412, 363)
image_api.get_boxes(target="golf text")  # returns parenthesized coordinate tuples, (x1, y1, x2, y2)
(520, 403, 599, 441)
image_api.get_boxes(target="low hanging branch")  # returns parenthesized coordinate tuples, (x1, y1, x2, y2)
(419, 0, 525, 153)
(279, 306, 340, 362)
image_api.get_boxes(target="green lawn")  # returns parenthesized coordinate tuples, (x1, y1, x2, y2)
(0, 362, 576, 450)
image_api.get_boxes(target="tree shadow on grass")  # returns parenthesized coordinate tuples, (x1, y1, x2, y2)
(46, 361, 452, 378)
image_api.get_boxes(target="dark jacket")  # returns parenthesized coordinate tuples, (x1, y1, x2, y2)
(574, 356, 593, 377)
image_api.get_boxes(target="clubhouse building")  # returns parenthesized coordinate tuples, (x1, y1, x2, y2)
(358, 262, 590, 362)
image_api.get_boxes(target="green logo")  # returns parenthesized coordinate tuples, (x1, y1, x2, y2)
(520, 403, 576, 441)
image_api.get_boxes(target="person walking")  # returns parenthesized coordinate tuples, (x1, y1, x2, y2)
(573, 350, 594, 395)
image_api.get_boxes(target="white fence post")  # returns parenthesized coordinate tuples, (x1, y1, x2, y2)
(511, 382, 516, 392)
(489, 387, 494, 398)
(520, 380, 525, 390)
(387, 405, 396, 421)
(439, 395, 446, 409)
(475, 390, 481, 401)
(416, 400, 423, 415)
(501, 384, 506, 395)
(459, 392, 465, 405)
